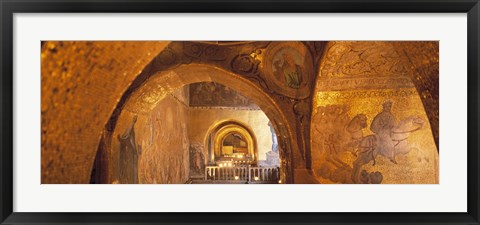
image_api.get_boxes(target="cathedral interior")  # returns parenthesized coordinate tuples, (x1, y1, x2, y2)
(41, 41, 439, 184)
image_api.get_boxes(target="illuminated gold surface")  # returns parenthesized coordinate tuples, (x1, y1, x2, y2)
(41, 41, 170, 183)
(41, 41, 438, 184)
(213, 124, 256, 160)
(321, 41, 408, 78)
(127, 63, 291, 159)
(311, 88, 438, 184)
(111, 64, 287, 183)
(113, 89, 190, 184)
(311, 41, 439, 184)
(392, 41, 439, 148)
(189, 109, 273, 161)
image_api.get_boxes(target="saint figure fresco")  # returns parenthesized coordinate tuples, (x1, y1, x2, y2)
(273, 53, 304, 89)
(118, 115, 141, 184)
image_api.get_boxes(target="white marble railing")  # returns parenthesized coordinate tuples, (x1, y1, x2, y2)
(205, 166, 279, 183)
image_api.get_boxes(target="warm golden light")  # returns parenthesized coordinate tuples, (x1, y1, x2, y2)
(40, 41, 438, 185)
(213, 123, 256, 160)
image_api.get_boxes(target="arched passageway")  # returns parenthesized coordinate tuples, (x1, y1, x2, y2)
(207, 120, 258, 164)
(41, 41, 439, 185)
(93, 64, 294, 184)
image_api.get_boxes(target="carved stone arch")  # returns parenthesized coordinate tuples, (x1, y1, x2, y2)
(206, 120, 258, 163)
(100, 63, 295, 183)
(41, 41, 171, 184)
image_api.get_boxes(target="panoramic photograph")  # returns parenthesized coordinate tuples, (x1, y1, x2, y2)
(41, 41, 439, 184)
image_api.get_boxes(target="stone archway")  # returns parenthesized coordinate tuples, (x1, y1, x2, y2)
(41, 41, 171, 184)
(208, 120, 258, 163)
(98, 64, 295, 183)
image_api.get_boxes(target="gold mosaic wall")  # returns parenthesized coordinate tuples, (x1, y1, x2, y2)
(112, 88, 190, 184)
(310, 41, 439, 184)
(311, 88, 438, 184)
(41, 41, 170, 183)
(41, 41, 439, 184)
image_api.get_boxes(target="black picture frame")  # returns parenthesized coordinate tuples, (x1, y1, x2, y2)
(1, 0, 479, 224)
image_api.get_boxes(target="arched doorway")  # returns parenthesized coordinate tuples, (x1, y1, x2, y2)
(95, 64, 294, 183)
(206, 120, 258, 166)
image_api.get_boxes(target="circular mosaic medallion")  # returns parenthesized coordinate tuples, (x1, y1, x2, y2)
(263, 42, 314, 99)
